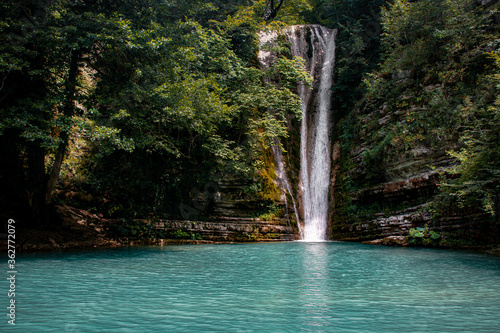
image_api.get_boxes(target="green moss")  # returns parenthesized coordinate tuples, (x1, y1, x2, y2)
(258, 203, 281, 220)
(257, 162, 281, 202)
(263, 233, 281, 239)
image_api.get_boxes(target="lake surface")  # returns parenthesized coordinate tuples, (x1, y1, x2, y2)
(5, 242, 500, 332)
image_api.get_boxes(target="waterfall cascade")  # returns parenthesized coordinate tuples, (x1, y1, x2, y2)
(271, 143, 302, 239)
(258, 25, 337, 242)
(290, 25, 336, 241)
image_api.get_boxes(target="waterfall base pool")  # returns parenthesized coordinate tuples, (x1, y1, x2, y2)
(8, 242, 500, 332)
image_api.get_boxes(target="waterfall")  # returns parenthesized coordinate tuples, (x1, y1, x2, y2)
(271, 143, 302, 239)
(258, 25, 336, 242)
(291, 25, 337, 242)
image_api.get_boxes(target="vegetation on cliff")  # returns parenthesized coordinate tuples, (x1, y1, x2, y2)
(333, 0, 499, 245)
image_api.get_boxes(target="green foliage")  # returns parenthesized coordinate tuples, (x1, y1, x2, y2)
(257, 202, 282, 220)
(440, 53, 500, 217)
(353, 0, 499, 181)
(168, 229, 203, 240)
(0, 0, 315, 224)
(381, 0, 492, 74)
(227, 0, 311, 28)
(308, 0, 387, 113)
(0, 0, 155, 226)
(114, 219, 160, 239)
(408, 225, 441, 245)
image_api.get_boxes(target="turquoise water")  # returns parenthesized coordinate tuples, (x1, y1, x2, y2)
(5, 242, 500, 332)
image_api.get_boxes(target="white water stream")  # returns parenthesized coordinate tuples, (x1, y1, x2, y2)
(258, 25, 336, 241)
(291, 25, 336, 241)
(271, 143, 302, 239)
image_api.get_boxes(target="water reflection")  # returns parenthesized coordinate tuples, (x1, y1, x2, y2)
(298, 242, 333, 330)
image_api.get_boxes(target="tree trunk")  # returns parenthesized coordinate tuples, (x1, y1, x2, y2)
(264, 0, 285, 21)
(26, 140, 48, 227)
(44, 131, 70, 204)
(44, 49, 81, 205)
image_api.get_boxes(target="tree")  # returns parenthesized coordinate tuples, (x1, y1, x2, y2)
(0, 0, 315, 224)
(264, 0, 286, 21)
(443, 52, 500, 219)
(82, 20, 245, 218)
(227, 0, 311, 27)
(1, 0, 227, 225)
(0, 0, 117, 226)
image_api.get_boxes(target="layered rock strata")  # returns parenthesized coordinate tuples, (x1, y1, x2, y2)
(155, 217, 297, 242)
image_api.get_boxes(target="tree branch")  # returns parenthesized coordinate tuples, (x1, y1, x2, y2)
(264, 0, 285, 21)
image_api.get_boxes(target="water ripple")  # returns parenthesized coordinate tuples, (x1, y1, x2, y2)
(7, 242, 500, 332)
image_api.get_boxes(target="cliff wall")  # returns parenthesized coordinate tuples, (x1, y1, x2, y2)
(329, 84, 499, 247)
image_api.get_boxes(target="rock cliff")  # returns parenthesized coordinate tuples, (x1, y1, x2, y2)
(329, 89, 499, 247)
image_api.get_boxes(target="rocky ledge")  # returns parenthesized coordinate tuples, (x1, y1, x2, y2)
(330, 173, 499, 248)
(11, 205, 298, 252)
(154, 217, 297, 242)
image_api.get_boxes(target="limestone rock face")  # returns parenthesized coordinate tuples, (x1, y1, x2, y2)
(156, 218, 298, 242)
(330, 145, 498, 246)
(329, 99, 498, 247)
